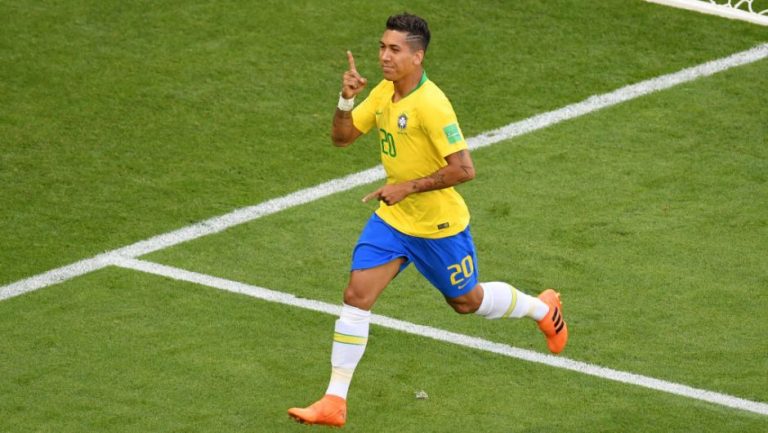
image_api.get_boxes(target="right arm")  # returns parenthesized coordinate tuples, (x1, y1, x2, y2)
(331, 108, 362, 147)
(331, 51, 367, 147)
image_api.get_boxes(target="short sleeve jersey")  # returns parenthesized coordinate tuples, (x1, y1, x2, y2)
(352, 73, 470, 239)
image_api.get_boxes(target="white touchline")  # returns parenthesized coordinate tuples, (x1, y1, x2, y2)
(2, 42, 765, 303)
(112, 257, 768, 417)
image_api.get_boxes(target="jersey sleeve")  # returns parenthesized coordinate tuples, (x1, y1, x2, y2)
(422, 92, 467, 157)
(352, 80, 386, 135)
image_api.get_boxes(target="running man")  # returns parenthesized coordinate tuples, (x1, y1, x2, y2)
(288, 13, 568, 427)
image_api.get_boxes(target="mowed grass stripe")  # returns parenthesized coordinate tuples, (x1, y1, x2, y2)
(113, 257, 768, 417)
(2, 43, 766, 303)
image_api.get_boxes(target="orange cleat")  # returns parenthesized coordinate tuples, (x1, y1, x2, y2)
(288, 394, 347, 427)
(536, 289, 568, 354)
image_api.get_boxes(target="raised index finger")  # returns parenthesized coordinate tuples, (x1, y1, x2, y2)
(346, 50, 357, 72)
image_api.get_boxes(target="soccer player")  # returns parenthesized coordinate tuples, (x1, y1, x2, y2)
(288, 13, 568, 427)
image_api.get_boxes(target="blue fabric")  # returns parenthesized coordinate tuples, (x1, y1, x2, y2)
(351, 213, 480, 298)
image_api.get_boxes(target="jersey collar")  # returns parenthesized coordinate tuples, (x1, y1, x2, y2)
(405, 71, 428, 97)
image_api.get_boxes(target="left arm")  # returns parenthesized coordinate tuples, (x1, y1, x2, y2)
(363, 149, 475, 205)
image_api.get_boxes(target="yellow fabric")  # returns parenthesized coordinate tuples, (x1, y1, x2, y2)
(333, 332, 368, 345)
(502, 287, 519, 319)
(352, 77, 470, 238)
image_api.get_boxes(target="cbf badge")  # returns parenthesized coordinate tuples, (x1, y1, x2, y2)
(397, 113, 408, 131)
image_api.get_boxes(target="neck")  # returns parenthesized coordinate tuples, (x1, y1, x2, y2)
(392, 68, 424, 102)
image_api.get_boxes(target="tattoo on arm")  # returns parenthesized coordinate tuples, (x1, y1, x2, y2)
(458, 150, 475, 180)
(333, 109, 352, 127)
(460, 164, 473, 179)
(410, 167, 452, 193)
(335, 109, 352, 119)
(332, 108, 356, 145)
(430, 172, 447, 188)
(408, 150, 475, 193)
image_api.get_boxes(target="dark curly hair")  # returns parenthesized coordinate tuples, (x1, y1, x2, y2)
(386, 13, 430, 53)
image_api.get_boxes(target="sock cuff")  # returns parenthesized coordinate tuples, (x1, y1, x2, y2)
(476, 281, 515, 319)
(476, 283, 495, 317)
(336, 303, 371, 342)
(341, 303, 371, 324)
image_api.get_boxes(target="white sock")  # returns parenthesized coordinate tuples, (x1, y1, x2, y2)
(475, 281, 549, 320)
(325, 303, 371, 399)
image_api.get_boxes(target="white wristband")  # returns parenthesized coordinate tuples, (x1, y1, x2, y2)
(337, 93, 355, 111)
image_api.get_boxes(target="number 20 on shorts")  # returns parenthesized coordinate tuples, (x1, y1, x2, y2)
(447, 255, 474, 286)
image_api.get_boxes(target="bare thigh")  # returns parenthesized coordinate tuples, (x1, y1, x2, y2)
(343, 258, 405, 310)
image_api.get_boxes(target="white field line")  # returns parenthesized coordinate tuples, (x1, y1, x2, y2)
(1, 42, 767, 303)
(113, 257, 768, 417)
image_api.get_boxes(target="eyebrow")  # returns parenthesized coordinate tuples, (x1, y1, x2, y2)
(379, 40, 400, 47)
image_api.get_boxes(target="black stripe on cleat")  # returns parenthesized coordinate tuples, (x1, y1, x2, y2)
(555, 320, 565, 334)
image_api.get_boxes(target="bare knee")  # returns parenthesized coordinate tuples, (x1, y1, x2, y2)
(342, 261, 403, 310)
(446, 284, 484, 314)
(343, 285, 377, 310)
(447, 299, 478, 314)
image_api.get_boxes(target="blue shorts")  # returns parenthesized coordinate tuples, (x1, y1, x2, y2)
(351, 213, 480, 299)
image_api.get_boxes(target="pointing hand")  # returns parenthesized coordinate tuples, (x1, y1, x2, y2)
(342, 50, 367, 99)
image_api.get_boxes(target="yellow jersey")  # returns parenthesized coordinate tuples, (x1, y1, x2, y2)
(352, 73, 470, 239)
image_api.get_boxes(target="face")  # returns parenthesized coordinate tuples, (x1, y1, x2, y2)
(379, 29, 424, 81)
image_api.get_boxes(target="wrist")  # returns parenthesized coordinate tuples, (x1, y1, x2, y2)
(337, 93, 355, 111)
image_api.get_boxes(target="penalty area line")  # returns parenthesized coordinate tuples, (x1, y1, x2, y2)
(1, 42, 767, 303)
(113, 256, 768, 417)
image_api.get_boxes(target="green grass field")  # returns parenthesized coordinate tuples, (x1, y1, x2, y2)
(1, 1, 767, 432)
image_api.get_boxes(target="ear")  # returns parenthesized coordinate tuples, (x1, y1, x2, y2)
(413, 50, 424, 66)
